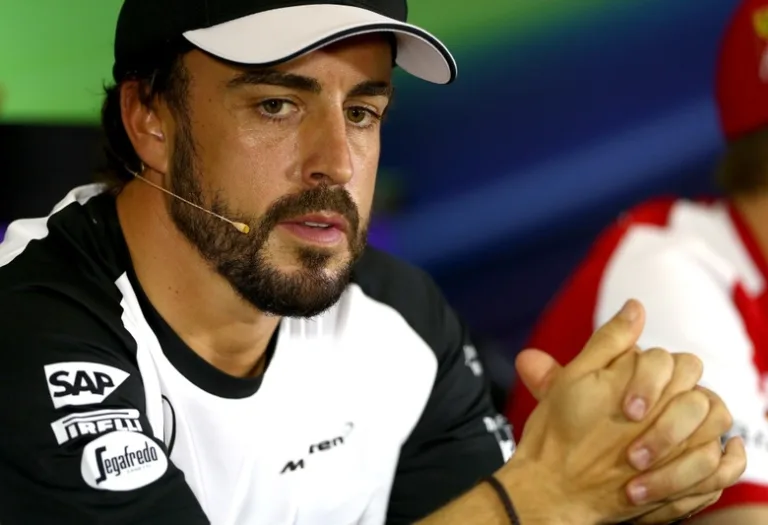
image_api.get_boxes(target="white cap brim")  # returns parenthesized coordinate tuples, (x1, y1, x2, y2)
(182, 4, 456, 84)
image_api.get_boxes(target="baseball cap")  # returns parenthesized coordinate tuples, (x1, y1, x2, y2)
(113, 0, 456, 85)
(716, 0, 768, 139)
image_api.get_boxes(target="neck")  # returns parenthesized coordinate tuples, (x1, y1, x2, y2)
(731, 192, 768, 268)
(116, 178, 280, 378)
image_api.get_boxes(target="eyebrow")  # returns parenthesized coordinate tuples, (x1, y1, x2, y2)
(227, 69, 321, 92)
(348, 80, 393, 99)
(226, 68, 393, 99)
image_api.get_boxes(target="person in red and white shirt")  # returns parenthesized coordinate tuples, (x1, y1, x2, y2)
(506, 0, 768, 523)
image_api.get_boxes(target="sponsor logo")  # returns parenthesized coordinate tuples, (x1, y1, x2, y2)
(463, 344, 483, 377)
(280, 422, 354, 474)
(161, 395, 177, 456)
(50, 408, 142, 445)
(483, 415, 516, 462)
(81, 431, 168, 491)
(728, 420, 768, 452)
(281, 459, 305, 473)
(45, 362, 129, 409)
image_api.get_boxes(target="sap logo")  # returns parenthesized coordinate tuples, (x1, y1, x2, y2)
(44, 362, 130, 409)
(80, 431, 168, 491)
(281, 422, 354, 474)
(50, 408, 142, 445)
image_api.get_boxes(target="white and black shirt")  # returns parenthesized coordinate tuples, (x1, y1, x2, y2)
(0, 185, 513, 525)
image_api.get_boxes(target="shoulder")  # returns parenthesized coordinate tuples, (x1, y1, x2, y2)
(557, 197, 740, 301)
(0, 187, 136, 367)
(527, 198, 740, 353)
(350, 247, 459, 357)
(601, 198, 745, 304)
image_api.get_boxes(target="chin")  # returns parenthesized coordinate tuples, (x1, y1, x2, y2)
(282, 246, 351, 274)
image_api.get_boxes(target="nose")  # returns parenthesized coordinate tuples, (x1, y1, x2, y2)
(299, 109, 354, 187)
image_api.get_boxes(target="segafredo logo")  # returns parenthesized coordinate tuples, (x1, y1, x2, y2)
(80, 431, 167, 491)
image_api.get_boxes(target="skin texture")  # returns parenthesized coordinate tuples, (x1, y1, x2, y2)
(113, 36, 746, 523)
(418, 300, 746, 524)
(117, 36, 392, 377)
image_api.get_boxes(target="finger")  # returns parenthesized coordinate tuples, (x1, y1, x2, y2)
(626, 440, 723, 506)
(673, 437, 746, 498)
(683, 387, 734, 450)
(566, 299, 645, 379)
(627, 389, 711, 471)
(514, 349, 563, 401)
(632, 493, 719, 525)
(662, 353, 705, 402)
(619, 348, 675, 422)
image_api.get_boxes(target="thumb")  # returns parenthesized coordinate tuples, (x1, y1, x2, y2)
(515, 349, 563, 401)
(566, 299, 645, 378)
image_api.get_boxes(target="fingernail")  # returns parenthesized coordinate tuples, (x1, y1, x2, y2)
(626, 396, 647, 421)
(618, 300, 639, 322)
(628, 483, 648, 505)
(629, 447, 652, 470)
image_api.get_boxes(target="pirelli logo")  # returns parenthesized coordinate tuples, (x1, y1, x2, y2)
(50, 408, 142, 445)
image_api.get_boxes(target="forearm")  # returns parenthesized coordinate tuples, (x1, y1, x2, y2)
(416, 459, 585, 525)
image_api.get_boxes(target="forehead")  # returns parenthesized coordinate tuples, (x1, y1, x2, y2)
(185, 34, 395, 87)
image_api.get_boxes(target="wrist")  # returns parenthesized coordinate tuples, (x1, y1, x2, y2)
(496, 455, 599, 525)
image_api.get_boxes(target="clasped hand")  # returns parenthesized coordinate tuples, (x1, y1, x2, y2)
(509, 299, 746, 524)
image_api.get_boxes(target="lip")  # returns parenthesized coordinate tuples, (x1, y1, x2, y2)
(280, 213, 349, 233)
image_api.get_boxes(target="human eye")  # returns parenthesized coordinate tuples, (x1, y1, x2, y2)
(345, 106, 382, 129)
(256, 99, 298, 120)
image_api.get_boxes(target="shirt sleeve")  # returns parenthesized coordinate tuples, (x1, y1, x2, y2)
(385, 291, 514, 524)
(0, 289, 210, 525)
(594, 231, 768, 511)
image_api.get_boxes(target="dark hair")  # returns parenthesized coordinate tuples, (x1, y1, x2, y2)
(97, 40, 194, 188)
(716, 126, 768, 196)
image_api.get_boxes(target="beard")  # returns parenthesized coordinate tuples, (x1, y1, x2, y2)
(167, 124, 367, 318)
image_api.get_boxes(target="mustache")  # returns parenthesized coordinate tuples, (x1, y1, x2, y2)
(258, 185, 360, 235)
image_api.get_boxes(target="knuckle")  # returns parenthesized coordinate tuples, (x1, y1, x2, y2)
(644, 347, 672, 362)
(676, 352, 704, 378)
(678, 390, 710, 421)
(652, 424, 679, 452)
(707, 490, 723, 506)
(700, 441, 723, 473)
(594, 329, 624, 351)
(660, 497, 690, 519)
(714, 403, 734, 432)
(692, 389, 712, 412)
(714, 465, 734, 489)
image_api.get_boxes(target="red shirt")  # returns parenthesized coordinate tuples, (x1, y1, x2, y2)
(506, 198, 768, 512)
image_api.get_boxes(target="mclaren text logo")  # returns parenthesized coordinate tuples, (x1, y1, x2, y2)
(44, 362, 130, 409)
(281, 422, 354, 474)
(81, 431, 168, 491)
(50, 408, 142, 445)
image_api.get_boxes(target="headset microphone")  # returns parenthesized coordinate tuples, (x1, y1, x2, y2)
(129, 169, 250, 234)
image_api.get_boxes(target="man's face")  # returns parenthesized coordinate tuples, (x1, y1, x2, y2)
(164, 35, 393, 317)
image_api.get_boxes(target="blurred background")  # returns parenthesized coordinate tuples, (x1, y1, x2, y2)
(0, 0, 742, 398)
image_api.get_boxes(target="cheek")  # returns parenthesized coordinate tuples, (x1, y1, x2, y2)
(348, 139, 380, 220)
(194, 113, 300, 207)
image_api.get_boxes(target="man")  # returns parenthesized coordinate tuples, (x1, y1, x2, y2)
(0, 1, 744, 524)
(506, 0, 768, 523)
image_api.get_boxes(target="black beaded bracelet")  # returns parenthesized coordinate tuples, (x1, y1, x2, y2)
(484, 475, 520, 525)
